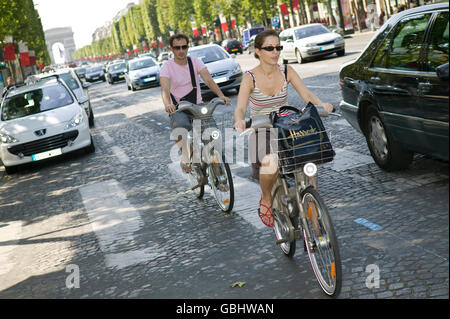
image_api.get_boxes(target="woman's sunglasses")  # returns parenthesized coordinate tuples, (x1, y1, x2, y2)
(261, 46, 283, 51)
(172, 45, 189, 50)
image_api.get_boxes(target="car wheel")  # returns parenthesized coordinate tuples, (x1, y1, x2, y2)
(131, 84, 136, 91)
(296, 50, 303, 64)
(337, 49, 345, 57)
(365, 106, 413, 171)
(84, 136, 95, 154)
(127, 83, 131, 90)
(88, 106, 95, 127)
(4, 165, 18, 174)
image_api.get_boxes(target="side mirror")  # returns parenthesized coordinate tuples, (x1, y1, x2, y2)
(78, 96, 89, 104)
(82, 82, 91, 89)
(436, 62, 449, 80)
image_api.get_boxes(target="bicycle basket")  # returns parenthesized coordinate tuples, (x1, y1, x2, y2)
(272, 103, 335, 174)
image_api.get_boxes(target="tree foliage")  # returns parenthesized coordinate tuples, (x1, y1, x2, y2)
(0, 0, 50, 65)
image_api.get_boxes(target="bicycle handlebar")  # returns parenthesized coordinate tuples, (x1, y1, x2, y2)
(175, 97, 225, 117)
(239, 104, 340, 137)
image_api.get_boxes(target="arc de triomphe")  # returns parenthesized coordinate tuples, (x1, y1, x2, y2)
(45, 27, 76, 64)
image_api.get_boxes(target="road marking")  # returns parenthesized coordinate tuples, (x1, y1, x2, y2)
(168, 162, 267, 230)
(0, 221, 22, 275)
(101, 131, 114, 144)
(354, 218, 383, 231)
(111, 146, 130, 163)
(79, 179, 166, 269)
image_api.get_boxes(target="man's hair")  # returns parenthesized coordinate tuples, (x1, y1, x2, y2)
(169, 34, 190, 47)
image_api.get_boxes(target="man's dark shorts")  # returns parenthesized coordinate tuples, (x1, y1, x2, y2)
(169, 111, 194, 131)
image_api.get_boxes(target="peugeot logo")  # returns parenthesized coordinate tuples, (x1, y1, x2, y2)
(34, 129, 47, 137)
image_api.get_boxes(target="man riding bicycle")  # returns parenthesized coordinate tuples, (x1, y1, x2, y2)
(160, 33, 231, 173)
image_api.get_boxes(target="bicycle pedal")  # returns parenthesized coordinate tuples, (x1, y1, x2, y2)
(276, 237, 289, 245)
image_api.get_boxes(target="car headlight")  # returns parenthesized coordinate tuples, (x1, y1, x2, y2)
(131, 74, 139, 80)
(335, 38, 344, 43)
(305, 43, 316, 47)
(232, 64, 242, 75)
(66, 111, 84, 129)
(0, 131, 19, 144)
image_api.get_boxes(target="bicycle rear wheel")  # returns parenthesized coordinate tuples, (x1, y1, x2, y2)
(208, 153, 234, 212)
(272, 185, 296, 257)
(301, 186, 342, 297)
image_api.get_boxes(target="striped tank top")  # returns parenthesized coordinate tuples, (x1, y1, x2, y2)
(247, 64, 288, 116)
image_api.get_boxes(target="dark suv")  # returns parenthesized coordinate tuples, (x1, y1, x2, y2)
(339, 3, 448, 171)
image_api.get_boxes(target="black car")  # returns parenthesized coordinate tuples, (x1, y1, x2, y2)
(222, 39, 243, 54)
(106, 62, 127, 84)
(85, 65, 106, 83)
(339, 3, 448, 171)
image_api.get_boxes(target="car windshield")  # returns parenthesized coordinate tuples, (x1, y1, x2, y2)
(1, 84, 74, 121)
(294, 25, 330, 40)
(59, 73, 80, 90)
(110, 63, 126, 71)
(75, 68, 86, 73)
(188, 47, 229, 63)
(129, 59, 156, 70)
(86, 66, 102, 73)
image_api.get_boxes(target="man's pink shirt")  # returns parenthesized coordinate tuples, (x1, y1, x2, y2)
(160, 56, 206, 105)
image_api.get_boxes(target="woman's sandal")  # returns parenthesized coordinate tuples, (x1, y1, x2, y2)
(258, 196, 274, 227)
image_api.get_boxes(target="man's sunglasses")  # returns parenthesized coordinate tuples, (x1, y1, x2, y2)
(172, 45, 189, 50)
(261, 46, 283, 51)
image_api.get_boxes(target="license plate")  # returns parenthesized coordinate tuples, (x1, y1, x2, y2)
(320, 44, 334, 51)
(214, 77, 227, 84)
(93, 76, 99, 80)
(119, 75, 124, 78)
(143, 77, 156, 82)
(232, 48, 238, 52)
(32, 148, 62, 161)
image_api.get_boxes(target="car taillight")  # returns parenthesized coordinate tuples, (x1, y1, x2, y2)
(225, 47, 228, 50)
(239, 45, 242, 48)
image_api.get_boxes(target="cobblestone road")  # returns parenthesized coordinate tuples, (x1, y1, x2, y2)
(0, 34, 448, 299)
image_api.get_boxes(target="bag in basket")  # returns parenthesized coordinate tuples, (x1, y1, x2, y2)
(272, 103, 335, 172)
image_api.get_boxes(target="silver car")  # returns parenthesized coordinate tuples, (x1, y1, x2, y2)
(187, 44, 243, 95)
(125, 57, 160, 91)
(280, 23, 345, 64)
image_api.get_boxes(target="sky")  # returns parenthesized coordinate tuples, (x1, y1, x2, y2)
(34, 0, 137, 50)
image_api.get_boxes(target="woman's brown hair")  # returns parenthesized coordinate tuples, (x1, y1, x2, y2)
(254, 29, 279, 60)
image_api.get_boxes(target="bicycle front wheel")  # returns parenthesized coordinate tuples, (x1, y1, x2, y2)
(301, 186, 342, 297)
(208, 153, 234, 212)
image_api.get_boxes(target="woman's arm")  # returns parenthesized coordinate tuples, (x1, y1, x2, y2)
(233, 73, 254, 131)
(286, 65, 333, 112)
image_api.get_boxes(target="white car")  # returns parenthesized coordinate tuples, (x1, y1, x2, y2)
(39, 68, 94, 127)
(125, 57, 160, 91)
(0, 77, 94, 174)
(279, 23, 345, 64)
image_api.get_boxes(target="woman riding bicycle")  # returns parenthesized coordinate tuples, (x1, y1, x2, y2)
(233, 30, 334, 228)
